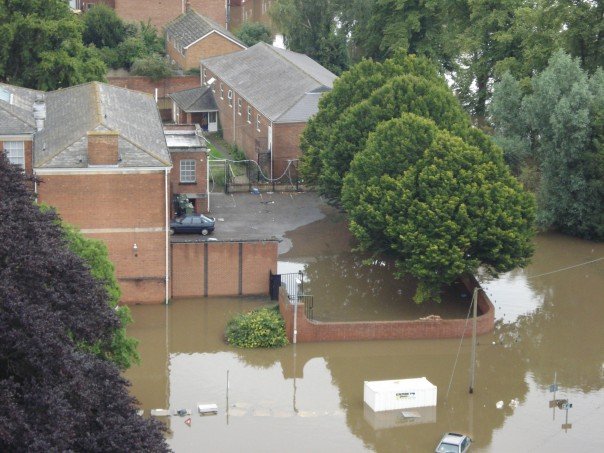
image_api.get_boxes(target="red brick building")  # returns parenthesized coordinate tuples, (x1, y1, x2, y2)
(201, 42, 336, 178)
(113, 0, 227, 30)
(165, 8, 245, 71)
(164, 124, 210, 213)
(1, 82, 172, 304)
(2, 81, 277, 304)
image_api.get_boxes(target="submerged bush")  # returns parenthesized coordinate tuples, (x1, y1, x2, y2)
(225, 305, 288, 348)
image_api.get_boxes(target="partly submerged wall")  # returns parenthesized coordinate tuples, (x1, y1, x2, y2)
(279, 275, 494, 342)
(171, 240, 278, 298)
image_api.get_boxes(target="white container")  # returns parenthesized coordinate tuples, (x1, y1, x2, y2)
(363, 404, 437, 430)
(364, 377, 437, 412)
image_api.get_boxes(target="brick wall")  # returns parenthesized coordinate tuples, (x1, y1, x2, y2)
(186, 33, 244, 70)
(171, 240, 277, 298)
(36, 171, 168, 304)
(202, 67, 308, 178)
(87, 131, 119, 165)
(114, 0, 226, 30)
(169, 150, 208, 214)
(202, 67, 268, 159)
(279, 276, 495, 342)
(169, 33, 244, 70)
(272, 122, 305, 177)
(107, 76, 200, 98)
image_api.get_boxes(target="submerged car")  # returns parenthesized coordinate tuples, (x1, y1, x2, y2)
(435, 433, 472, 453)
(170, 214, 215, 235)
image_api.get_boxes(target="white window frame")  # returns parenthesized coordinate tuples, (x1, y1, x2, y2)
(180, 159, 196, 183)
(247, 106, 251, 123)
(237, 98, 242, 115)
(202, 68, 207, 85)
(228, 89, 233, 107)
(256, 114, 261, 132)
(220, 83, 224, 100)
(4, 141, 25, 169)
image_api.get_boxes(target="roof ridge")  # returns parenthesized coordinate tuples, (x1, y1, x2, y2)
(96, 84, 171, 167)
(261, 43, 330, 87)
(164, 7, 188, 31)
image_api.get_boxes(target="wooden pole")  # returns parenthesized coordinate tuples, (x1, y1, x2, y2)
(469, 287, 478, 394)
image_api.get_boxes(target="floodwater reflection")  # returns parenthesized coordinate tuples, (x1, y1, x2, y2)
(126, 205, 604, 452)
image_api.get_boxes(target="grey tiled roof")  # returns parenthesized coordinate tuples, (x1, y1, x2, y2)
(0, 82, 41, 135)
(201, 42, 336, 123)
(34, 82, 170, 168)
(165, 8, 244, 49)
(169, 86, 217, 112)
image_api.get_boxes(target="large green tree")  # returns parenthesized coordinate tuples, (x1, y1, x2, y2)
(270, 0, 349, 74)
(342, 114, 535, 302)
(235, 22, 272, 47)
(301, 54, 478, 200)
(491, 51, 604, 239)
(346, 0, 465, 70)
(62, 223, 139, 370)
(0, 0, 106, 89)
(82, 3, 128, 49)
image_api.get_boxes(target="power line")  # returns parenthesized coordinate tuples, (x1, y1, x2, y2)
(526, 257, 604, 280)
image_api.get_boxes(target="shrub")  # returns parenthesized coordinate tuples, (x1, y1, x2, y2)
(225, 305, 288, 348)
(130, 54, 173, 80)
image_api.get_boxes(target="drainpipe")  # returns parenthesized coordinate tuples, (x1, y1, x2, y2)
(165, 168, 169, 305)
(206, 151, 210, 212)
(270, 121, 274, 180)
(232, 94, 236, 151)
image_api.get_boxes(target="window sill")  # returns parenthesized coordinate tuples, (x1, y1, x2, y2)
(179, 182, 197, 185)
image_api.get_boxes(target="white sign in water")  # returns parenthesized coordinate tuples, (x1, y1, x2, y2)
(364, 377, 437, 412)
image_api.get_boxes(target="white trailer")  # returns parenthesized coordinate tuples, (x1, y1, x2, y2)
(364, 377, 437, 412)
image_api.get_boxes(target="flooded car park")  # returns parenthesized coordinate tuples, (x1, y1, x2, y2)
(126, 196, 604, 452)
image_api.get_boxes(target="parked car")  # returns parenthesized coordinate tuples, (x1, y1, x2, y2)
(435, 433, 472, 453)
(170, 214, 215, 235)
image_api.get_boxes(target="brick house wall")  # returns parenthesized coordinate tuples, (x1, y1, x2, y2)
(169, 149, 209, 214)
(36, 171, 169, 304)
(203, 67, 268, 158)
(272, 122, 304, 177)
(167, 32, 244, 71)
(114, 0, 226, 30)
(171, 240, 277, 298)
(278, 276, 495, 342)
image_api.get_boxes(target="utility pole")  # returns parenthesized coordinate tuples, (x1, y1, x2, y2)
(469, 287, 479, 394)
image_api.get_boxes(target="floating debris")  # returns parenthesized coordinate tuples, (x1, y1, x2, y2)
(509, 398, 519, 408)
(184, 418, 192, 426)
(150, 409, 170, 417)
(174, 409, 191, 417)
(136, 409, 144, 417)
(198, 403, 218, 415)
(496, 401, 504, 409)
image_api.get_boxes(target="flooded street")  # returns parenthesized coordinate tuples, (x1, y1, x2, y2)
(126, 203, 604, 452)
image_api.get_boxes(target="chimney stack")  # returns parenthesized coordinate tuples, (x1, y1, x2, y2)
(33, 95, 46, 132)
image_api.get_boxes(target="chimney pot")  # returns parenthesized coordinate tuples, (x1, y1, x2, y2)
(33, 95, 46, 132)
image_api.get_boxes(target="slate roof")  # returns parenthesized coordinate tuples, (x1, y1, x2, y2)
(201, 42, 336, 123)
(165, 8, 244, 49)
(0, 83, 41, 135)
(169, 86, 217, 112)
(34, 82, 171, 168)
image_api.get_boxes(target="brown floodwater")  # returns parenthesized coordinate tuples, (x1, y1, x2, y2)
(126, 204, 604, 452)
